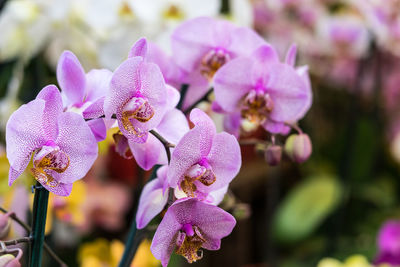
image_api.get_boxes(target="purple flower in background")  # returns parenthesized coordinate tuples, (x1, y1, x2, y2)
(167, 108, 241, 199)
(57, 50, 112, 142)
(150, 198, 236, 266)
(171, 17, 268, 107)
(104, 54, 168, 143)
(375, 220, 400, 265)
(129, 38, 184, 89)
(214, 44, 312, 134)
(6, 85, 98, 196)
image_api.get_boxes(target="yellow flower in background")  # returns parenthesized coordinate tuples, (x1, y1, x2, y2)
(78, 238, 160, 267)
(317, 255, 371, 267)
(53, 179, 86, 226)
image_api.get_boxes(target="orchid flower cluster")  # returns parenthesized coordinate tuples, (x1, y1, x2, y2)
(5, 17, 312, 266)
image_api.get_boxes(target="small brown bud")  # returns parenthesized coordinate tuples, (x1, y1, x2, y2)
(265, 145, 282, 166)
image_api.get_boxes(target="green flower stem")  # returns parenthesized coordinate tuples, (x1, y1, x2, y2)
(29, 182, 49, 267)
(118, 165, 161, 267)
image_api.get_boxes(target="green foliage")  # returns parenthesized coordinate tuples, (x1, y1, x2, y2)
(273, 175, 343, 244)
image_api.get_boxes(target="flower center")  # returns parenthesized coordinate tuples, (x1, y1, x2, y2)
(176, 224, 205, 263)
(119, 96, 155, 138)
(200, 49, 230, 80)
(180, 163, 216, 198)
(163, 5, 184, 20)
(241, 89, 274, 124)
(31, 145, 70, 187)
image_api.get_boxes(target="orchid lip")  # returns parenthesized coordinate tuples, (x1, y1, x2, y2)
(180, 162, 217, 198)
(176, 224, 206, 263)
(31, 145, 70, 187)
(200, 48, 231, 80)
(240, 89, 274, 125)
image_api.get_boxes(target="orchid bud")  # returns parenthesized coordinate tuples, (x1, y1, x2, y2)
(0, 254, 21, 267)
(265, 145, 282, 166)
(284, 134, 312, 163)
(0, 213, 11, 239)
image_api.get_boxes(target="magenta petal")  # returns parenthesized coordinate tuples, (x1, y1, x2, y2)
(104, 57, 143, 118)
(42, 182, 73, 196)
(55, 112, 98, 184)
(57, 50, 86, 104)
(267, 63, 309, 122)
(285, 44, 297, 67)
(129, 134, 164, 171)
(294, 66, 312, 120)
(86, 118, 107, 142)
(214, 57, 254, 112)
(150, 205, 182, 267)
(36, 85, 63, 140)
(128, 37, 148, 58)
(223, 112, 241, 139)
(147, 42, 184, 85)
(6, 99, 47, 178)
(181, 71, 209, 110)
(228, 27, 268, 57)
(207, 185, 228, 205)
(262, 119, 291, 135)
(202, 238, 221, 251)
(156, 109, 189, 145)
(136, 173, 168, 229)
(206, 132, 241, 191)
(84, 69, 112, 102)
(165, 85, 180, 111)
(171, 17, 232, 71)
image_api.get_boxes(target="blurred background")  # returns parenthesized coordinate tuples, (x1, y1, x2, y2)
(1, 0, 400, 266)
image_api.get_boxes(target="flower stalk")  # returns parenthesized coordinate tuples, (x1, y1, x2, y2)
(29, 183, 49, 267)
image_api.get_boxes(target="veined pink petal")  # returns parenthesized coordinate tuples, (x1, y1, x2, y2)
(42, 182, 73, 196)
(167, 109, 215, 188)
(57, 50, 86, 104)
(6, 99, 47, 184)
(136, 61, 168, 131)
(205, 132, 241, 191)
(104, 57, 143, 118)
(83, 97, 105, 119)
(36, 85, 63, 140)
(150, 204, 182, 267)
(55, 112, 98, 184)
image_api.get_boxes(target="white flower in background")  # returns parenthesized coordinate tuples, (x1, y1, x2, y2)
(130, 0, 221, 26)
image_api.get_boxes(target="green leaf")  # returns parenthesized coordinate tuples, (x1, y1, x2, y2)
(273, 175, 343, 244)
